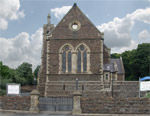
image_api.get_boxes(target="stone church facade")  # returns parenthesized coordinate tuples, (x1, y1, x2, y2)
(37, 3, 125, 96)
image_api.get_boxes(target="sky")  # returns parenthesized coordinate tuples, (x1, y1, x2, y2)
(0, 0, 150, 70)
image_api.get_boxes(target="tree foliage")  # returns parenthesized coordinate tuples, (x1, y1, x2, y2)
(144, 92, 150, 98)
(33, 65, 40, 79)
(16, 62, 33, 85)
(111, 43, 150, 81)
(111, 53, 121, 58)
(0, 62, 35, 92)
(0, 62, 13, 89)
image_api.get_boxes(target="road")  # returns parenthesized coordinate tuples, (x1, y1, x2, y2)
(1, 112, 150, 116)
(0, 112, 74, 116)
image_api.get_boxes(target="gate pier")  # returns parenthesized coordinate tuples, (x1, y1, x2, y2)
(72, 90, 82, 115)
(30, 89, 40, 113)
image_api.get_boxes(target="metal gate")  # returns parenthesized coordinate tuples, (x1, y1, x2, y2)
(39, 97, 73, 111)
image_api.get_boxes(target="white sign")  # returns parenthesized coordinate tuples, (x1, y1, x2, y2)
(140, 81, 150, 91)
(7, 84, 20, 95)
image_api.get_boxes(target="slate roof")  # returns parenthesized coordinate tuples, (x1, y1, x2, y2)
(103, 63, 115, 72)
(103, 58, 125, 74)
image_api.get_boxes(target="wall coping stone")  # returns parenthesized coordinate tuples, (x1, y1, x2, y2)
(73, 90, 82, 96)
(30, 89, 40, 95)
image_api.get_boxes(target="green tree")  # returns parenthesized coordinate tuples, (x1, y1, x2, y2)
(33, 65, 40, 85)
(130, 43, 150, 80)
(0, 62, 14, 89)
(111, 43, 150, 81)
(33, 65, 40, 79)
(1, 65, 14, 79)
(111, 53, 121, 58)
(121, 50, 136, 80)
(16, 62, 33, 85)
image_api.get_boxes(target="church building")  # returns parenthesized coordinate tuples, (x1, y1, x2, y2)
(37, 3, 125, 96)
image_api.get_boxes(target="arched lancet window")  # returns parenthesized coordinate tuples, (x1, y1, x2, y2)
(61, 45, 72, 73)
(77, 44, 88, 73)
(62, 51, 66, 72)
(68, 51, 72, 72)
(59, 43, 90, 74)
(83, 51, 87, 72)
(77, 51, 81, 72)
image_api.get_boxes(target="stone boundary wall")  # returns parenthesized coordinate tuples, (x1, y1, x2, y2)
(0, 96, 30, 111)
(81, 97, 150, 114)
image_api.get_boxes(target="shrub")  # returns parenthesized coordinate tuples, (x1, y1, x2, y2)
(144, 92, 150, 98)
(0, 89, 6, 96)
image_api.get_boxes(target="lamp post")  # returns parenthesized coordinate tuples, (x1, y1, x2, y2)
(76, 78, 79, 90)
(34, 78, 36, 89)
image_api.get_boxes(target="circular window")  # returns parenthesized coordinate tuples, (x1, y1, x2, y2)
(69, 20, 81, 31)
(72, 23, 78, 30)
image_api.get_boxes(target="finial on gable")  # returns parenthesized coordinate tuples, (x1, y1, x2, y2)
(47, 13, 51, 24)
(73, 3, 77, 7)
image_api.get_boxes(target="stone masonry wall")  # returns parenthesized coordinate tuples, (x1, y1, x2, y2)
(0, 96, 30, 111)
(47, 74, 101, 81)
(37, 32, 47, 96)
(48, 39, 101, 74)
(37, 23, 54, 96)
(117, 74, 124, 81)
(81, 97, 150, 114)
(50, 6, 102, 40)
(103, 45, 110, 64)
(45, 81, 146, 97)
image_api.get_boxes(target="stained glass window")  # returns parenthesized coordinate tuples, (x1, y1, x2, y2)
(61, 45, 72, 73)
(68, 51, 72, 72)
(83, 51, 87, 72)
(77, 44, 88, 73)
(62, 51, 66, 73)
(77, 51, 81, 72)
(60, 44, 89, 73)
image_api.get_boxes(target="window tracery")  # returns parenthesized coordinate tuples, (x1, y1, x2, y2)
(77, 44, 88, 73)
(61, 45, 72, 73)
(59, 43, 91, 74)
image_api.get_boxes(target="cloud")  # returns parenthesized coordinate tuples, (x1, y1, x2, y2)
(0, 28, 43, 70)
(97, 8, 150, 53)
(0, 18, 8, 30)
(51, 6, 72, 19)
(138, 30, 150, 41)
(111, 40, 138, 53)
(0, 0, 24, 30)
(130, 8, 150, 24)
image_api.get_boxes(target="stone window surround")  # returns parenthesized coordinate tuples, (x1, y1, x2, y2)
(103, 72, 118, 81)
(61, 45, 72, 73)
(69, 20, 81, 31)
(59, 43, 91, 74)
(104, 72, 110, 81)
